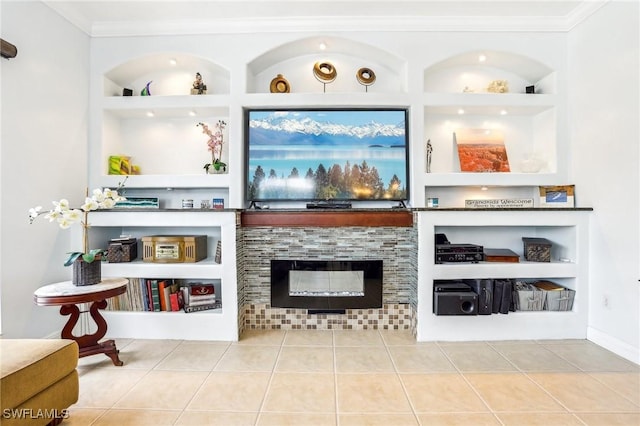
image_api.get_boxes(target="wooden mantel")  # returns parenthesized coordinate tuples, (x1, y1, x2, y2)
(241, 209, 413, 227)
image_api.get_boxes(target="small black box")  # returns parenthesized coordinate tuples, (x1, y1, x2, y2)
(123, 88, 133, 96)
(526, 85, 535, 94)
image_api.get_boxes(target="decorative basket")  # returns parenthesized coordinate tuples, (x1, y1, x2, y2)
(72, 256, 102, 286)
(107, 238, 137, 263)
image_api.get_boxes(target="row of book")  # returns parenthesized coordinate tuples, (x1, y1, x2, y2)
(105, 278, 221, 313)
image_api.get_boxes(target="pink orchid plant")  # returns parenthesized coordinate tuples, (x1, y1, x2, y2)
(198, 120, 227, 173)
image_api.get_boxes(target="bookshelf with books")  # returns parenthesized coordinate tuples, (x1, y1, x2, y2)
(106, 279, 222, 313)
(88, 209, 238, 341)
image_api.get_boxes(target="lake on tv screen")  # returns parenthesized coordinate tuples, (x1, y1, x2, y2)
(247, 110, 408, 200)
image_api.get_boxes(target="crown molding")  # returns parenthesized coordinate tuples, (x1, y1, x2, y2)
(44, 1, 611, 38)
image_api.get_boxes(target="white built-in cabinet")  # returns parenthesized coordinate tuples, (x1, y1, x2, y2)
(416, 209, 590, 341)
(87, 34, 588, 341)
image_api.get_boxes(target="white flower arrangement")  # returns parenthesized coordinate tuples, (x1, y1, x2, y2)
(29, 182, 126, 266)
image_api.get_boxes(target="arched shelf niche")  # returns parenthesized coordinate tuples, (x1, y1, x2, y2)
(247, 36, 407, 94)
(103, 52, 230, 97)
(424, 50, 556, 95)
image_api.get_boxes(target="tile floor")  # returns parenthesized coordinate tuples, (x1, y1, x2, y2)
(68, 330, 639, 426)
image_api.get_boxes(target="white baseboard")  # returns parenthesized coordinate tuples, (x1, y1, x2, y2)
(588, 326, 640, 365)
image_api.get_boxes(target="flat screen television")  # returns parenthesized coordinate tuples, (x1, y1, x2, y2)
(245, 108, 410, 203)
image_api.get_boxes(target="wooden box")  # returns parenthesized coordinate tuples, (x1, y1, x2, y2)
(522, 237, 552, 262)
(142, 235, 207, 263)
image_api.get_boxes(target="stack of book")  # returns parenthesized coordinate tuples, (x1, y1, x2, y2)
(182, 283, 220, 313)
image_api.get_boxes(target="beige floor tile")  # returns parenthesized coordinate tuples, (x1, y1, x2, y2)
(336, 373, 413, 413)
(276, 346, 334, 372)
(388, 345, 457, 373)
(465, 373, 565, 412)
(416, 413, 501, 425)
(528, 372, 640, 412)
(401, 373, 489, 413)
(334, 330, 384, 346)
(439, 343, 517, 372)
(576, 412, 640, 425)
(379, 330, 418, 346)
(497, 412, 585, 425)
(175, 411, 257, 426)
(65, 408, 107, 425)
(335, 346, 395, 373)
(589, 372, 640, 406)
(91, 409, 181, 425)
(74, 368, 148, 408)
(543, 342, 640, 372)
(256, 412, 336, 426)
(154, 341, 229, 371)
(187, 372, 271, 412)
(339, 413, 419, 425)
(283, 329, 333, 346)
(112, 339, 182, 370)
(262, 372, 336, 413)
(238, 329, 286, 345)
(113, 370, 208, 410)
(492, 344, 579, 372)
(215, 344, 280, 371)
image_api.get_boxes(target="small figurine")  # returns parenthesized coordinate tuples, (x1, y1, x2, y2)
(191, 72, 207, 95)
(426, 139, 433, 173)
(487, 80, 509, 93)
(141, 81, 152, 96)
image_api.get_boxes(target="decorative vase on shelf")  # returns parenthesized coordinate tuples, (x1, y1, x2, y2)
(72, 256, 102, 286)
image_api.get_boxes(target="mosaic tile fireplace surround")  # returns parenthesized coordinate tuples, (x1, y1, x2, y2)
(237, 211, 418, 333)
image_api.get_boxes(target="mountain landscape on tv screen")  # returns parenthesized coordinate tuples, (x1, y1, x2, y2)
(247, 110, 408, 201)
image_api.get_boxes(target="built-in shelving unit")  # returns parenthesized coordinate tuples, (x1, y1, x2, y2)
(87, 33, 588, 342)
(418, 50, 564, 207)
(416, 208, 590, 341)
(87, 210, 238, 341)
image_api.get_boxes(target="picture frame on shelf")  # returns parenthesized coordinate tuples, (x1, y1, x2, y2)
(539, 185, 575, 208)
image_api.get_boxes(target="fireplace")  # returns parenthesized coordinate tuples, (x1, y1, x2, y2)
(271, 260, 383, 313)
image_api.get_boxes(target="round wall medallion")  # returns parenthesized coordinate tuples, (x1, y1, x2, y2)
(313, 61, 337, 83)
(356, 67, 376, 86)
(270, 74, 290, 93)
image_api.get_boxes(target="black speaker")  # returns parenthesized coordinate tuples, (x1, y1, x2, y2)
(463, 279, 493, 315)
(433, 281, 478, 315)
(433, 291, 478, 315)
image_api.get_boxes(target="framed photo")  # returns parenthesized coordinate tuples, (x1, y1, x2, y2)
(539, 185, 575, 208)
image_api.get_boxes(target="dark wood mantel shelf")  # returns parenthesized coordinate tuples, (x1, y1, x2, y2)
(241, 210, 413, 227)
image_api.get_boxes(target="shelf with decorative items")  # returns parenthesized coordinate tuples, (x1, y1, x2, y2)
(86, 209, 239, 341)
(246, 36, 408, 95)
(91, 53, 234, 194)
(415, 208, 590, 341)
(417, 50, 564, 208)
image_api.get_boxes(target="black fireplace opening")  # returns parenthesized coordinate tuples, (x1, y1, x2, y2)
(271, 260, 383, 313)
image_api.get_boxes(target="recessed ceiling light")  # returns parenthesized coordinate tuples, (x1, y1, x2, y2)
(457, 109, 465, 115)
(169, 58, 177, 66)
(481, 186, 489, 191)
(146, 111, 154, 117)
(500, 109, 508, 115)
(319, 42, 327, 50)
(478, 54, 487, 62)
(189, 110, 197, 117)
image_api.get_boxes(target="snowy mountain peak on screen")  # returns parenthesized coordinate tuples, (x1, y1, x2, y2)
(250, 114, 404, 138)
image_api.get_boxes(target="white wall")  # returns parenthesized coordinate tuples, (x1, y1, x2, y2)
(568, 1, 640, 363)
(0, 1, 89, 337)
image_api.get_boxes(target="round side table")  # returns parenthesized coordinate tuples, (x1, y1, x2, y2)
(34, 278, 128, 366)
